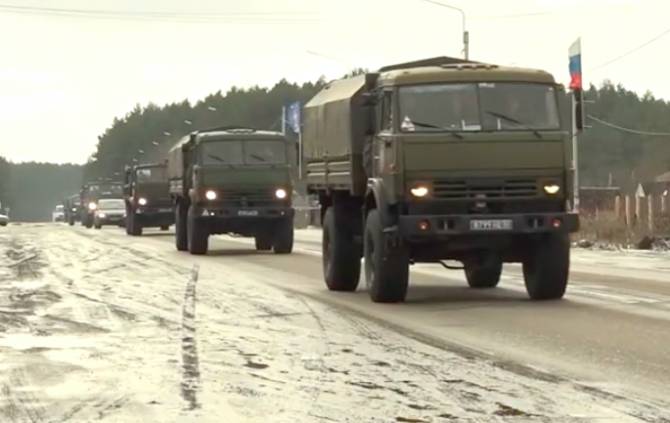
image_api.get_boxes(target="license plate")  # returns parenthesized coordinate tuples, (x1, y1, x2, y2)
(238, 210, 259, 217)
(470, 219, 513, 231)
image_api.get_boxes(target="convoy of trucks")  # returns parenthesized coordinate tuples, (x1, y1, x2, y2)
(61, 55, 580, 304)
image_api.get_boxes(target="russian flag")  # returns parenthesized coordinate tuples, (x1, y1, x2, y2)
(569, 38, 582, 90)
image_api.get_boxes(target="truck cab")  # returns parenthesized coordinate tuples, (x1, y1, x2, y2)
(167, 127, 294, 255)
(304, 57, 579, 303)
(124, 162, 174, 236)
(80, 181, 124, 228)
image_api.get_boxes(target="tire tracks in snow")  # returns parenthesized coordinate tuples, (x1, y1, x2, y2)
(180, 264, 201, 411)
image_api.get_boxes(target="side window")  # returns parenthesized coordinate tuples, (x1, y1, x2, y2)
(380, 91, 393, 131)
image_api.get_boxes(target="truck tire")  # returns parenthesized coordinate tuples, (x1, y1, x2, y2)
(160, 225, 169, 231)
(364, 209, 409, 303)
(273, 218, 294, 254)
(322, 207, 360, 291)
(522, 233, 570, 300)
(175, 202, 188, 251)
(255, 234, 273, 251)
(187, 205, 208, 255)
(129, 213, 143, 236)
(84, 216, 93, 229)
(94, 221, 102, 230)
(464, 253, 503, 288)
(68, 217, 75, 226)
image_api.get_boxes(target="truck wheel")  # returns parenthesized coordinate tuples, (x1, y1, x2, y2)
(175, 202, 188, 251)
(187, 205, 208, 255)
(255, 234, 273, 251)
(364, 209, 409, 303)
(464, 253, 503, 288)
(94, 221, 102, 230)
(84, 217, 92, 229)
(322, 207, 360, 291)
(129, 214, 143, 236)
(160, 225, 169, 231)
(273, 218, 294, 254)
(68, 218, 75, 226)
(522, 233, 570, 300)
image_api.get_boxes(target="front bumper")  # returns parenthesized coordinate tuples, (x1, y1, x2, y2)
(398, 212, 579, 239)
(98, 215, 126, 224)
(197, 206, 294, 220)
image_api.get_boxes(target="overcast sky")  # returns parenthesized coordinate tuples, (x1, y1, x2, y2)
(1, 0, 668, 164)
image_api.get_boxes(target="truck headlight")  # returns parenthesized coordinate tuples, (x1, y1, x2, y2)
(138, 197, 148, 206)
(543, 184, 561, 195)
(275, 188, 287, 199)
(98, 213, 106, 218)
(410, 185, 430, 198)
(205, 190, 217, 200)
(88, 202, 97, 211)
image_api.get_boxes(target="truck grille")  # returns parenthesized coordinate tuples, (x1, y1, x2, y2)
(432, 178, 538, 200)
(221, 190, 275, 207)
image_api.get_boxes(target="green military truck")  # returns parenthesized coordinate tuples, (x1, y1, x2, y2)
(303, 56, 580, 303)
(167, 127, 294, 255)
(80, 180, 124, 228)
(64, 194, 81, 226)
(124, 162, 174, 236)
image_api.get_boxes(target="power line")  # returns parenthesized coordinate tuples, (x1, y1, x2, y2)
(0, 3, 316, 23)
(589, 27, 670, 72)
(587, 115, 670, 136)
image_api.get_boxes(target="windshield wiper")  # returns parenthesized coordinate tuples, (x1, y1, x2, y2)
(409, 121, 464, 139)
(249, 154, 267, 162)
(485, 111, 542, 139)
(207, 154, 227, 163)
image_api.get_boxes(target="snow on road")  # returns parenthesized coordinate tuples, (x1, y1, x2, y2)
(0, 224, 668, 422)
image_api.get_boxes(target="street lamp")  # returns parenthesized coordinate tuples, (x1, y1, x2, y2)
(419, 0, 469, 60)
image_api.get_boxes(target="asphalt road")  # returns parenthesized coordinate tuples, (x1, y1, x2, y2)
(1, 223, 669, 422)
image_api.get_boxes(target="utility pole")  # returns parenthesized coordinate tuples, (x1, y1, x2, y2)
(571, 95, 580, 211)
(420, 0, 469, 60)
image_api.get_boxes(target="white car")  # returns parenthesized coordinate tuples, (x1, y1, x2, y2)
(52, 205, 65, 222)
(94, 199, 126, 229)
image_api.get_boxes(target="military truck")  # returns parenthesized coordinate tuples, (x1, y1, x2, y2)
(124, 162, 174, 236)
(303, 56, 580, 303)
(64, 194, 81, 226)
(167, 127, 294, 255)
(80, 180, 124, 228)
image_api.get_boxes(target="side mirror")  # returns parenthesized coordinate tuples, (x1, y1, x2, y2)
(361, 92, 378, 107)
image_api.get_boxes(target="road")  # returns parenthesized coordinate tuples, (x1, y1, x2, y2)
(0, 223, 669, 422)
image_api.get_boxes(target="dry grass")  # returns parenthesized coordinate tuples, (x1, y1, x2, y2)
(576, 211, 670, 247)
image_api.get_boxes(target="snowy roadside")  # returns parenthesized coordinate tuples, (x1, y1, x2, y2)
(0, 225, 668, 422)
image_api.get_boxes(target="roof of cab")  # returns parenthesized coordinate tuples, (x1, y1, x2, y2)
(378, 63, 556, 86)
(170, 127, 286, 152)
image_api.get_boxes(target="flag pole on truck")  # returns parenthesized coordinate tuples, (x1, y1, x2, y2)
(569, 37, 584, 212)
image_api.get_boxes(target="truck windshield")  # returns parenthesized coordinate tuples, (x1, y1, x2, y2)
(88, 184, 123, 196)
(136, 167, 166, 183)
(202, 140, 286, 165)
(398, 82, 560, 133)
